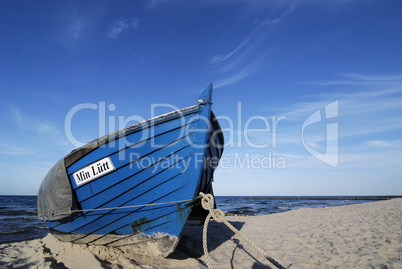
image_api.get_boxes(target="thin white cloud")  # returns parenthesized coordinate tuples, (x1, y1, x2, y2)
(210, 4, 295, 67)
(214, 66, 254, 88)
(60, 8, 103, 43)
(284, 73, 402, 116)
(262, 18, 283, 25)
(299, 73, 402, 87)
(235, 73, 402, 165)
(8, 105, 58, 134)
(107, 18, 139, 39)
(281, 149, 402, 169)
(364, 140, 402, 147)
(207, 4, 297, 92)
(147, 0, 170, 8)
(210, 30, 257, 64)
(131, 18, 139, 29)
(341, 73, 402, 81)
(107, 18, 129, 39)
(302, 80, 373, 86)
(66, 18, 84, 41)
(0, 142, 37, 156)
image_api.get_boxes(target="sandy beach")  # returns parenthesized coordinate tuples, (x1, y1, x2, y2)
(1, 198, 401, 268)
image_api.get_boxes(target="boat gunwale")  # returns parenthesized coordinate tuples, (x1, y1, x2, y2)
(65, 103, 203, 168)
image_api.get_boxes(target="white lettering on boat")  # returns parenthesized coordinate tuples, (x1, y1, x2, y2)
(73, 157, 115, 186)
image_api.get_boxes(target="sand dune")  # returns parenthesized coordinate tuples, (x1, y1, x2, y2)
(1, 199, 401, 268)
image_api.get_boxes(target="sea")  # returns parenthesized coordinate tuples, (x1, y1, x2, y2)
(0, 195, 396, 244)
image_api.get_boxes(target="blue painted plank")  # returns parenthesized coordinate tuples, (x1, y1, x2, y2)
(73, 132, 196, 202)
(67, 112, 200, 175)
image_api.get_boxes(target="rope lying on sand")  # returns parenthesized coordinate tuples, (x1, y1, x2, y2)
(199, 192, 286, 269)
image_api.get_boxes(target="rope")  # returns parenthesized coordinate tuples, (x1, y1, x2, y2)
(51, 197, 199, 218)
(199, 192, 286, 269)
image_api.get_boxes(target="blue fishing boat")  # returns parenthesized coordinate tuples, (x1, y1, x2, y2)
(37, 84, 224, 256)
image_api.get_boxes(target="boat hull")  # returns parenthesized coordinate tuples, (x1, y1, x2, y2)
(37, 85, 223, 256)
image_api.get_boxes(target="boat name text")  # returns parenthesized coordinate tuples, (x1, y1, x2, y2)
(73, 157, 115, 186)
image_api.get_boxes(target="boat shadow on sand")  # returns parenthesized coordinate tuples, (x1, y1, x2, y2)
(170, 220, 274, 269)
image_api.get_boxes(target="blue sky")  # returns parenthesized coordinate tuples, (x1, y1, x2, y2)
(1, 0, 401, 195)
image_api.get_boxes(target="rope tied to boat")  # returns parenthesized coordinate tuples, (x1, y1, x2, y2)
(49, 197, 201, 219)
(199, 192, 286, 269)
